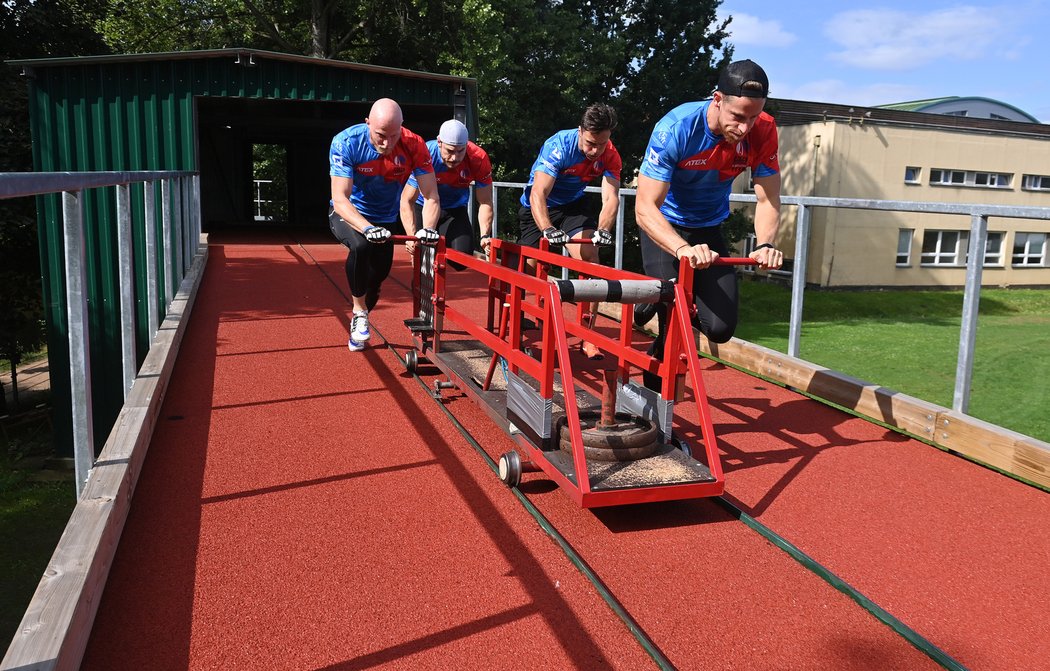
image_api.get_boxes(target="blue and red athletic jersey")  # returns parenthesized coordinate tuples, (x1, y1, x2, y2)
(329, 124, 434, 222)
(406, 140, 493, 209)
(639, 100, 779, 228)
(520, 128, 622, 208)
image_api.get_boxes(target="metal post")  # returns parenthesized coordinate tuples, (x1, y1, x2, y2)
(787, 204, 811, 358)
(144, 180, 159, 341)
(173, 177, 184, 283)
(115, 183, 136, 397)
(182, 175, 193, 270)
(954, 213, 988, 413)
(62, 190, 94, 496)
(491, 184, 499, 241)
(161, 179, 173, 310)
(615, 194, 625, 270)
(193, 174, 202, 254)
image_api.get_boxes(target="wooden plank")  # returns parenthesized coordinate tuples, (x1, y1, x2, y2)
(698, 334, 1046, 484)
(2, 239, 208, 671)
(935, 411, 1050, 490)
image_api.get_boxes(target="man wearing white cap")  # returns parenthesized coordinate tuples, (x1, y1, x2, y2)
(400, 119, 494, 267)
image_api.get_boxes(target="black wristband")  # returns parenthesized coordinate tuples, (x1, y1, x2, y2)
(480, 234, 491, 240)
(754, 242, 775, 251)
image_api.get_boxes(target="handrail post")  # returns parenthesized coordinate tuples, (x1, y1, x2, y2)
(954, 213, 988, 413)
(62, 190, 95, 496)
(161, 179, 173, 311)
(193, 174, 202, 251)
(115, 183, 136, 397)
(144, 180, 159, 341)
(173, 177, 185, 282)
(615, 194, 625, 270)
(491, 184, 499, 241)
(787, 204, 811, 358)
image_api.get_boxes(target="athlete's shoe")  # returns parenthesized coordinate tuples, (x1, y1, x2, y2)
(347, 338, 366, 352)
(350, 310, 371, 344)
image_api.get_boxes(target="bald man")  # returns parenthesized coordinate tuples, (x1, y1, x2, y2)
(329, 98, 441, 352)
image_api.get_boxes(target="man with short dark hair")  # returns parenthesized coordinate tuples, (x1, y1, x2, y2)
(329, 98, 441, 352)
(634, 59, 783, 383)
(518, 103, 622, 358)
(400, 119, 494, 268)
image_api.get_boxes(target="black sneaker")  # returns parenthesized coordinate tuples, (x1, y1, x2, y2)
(634, 303, 657, 328)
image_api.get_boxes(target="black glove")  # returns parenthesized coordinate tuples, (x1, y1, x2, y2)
(592, 229, 613, 247)
(542, 227, 569, 246)
(415, 228, 440, 246)
(364, 226, 391, 243)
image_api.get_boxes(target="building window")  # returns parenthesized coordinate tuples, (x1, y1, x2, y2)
(904, 167, 921, 184)
(965, 232, 1005, 267)
(984, 232, 1005, 267)
(1013, 232, 1047, 267)
(897, 229, 913, 266)
(1022, 174, 1050, 191)
(921, 230, 967, 266)
(930, 168, 1012, 189)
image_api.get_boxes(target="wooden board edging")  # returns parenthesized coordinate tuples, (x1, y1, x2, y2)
(1, 238, 209, 671)
(699, 336, 1050, 491)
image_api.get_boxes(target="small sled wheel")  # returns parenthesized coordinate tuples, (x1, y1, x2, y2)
(405, 350, 419, 374)
(498, 451, 522, 488)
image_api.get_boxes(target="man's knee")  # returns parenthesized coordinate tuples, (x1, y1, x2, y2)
(694, 315, 736, 344)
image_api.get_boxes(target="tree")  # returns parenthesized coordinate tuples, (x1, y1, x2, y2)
(1, 0, 110, 411)
(96, 0, 731, 183)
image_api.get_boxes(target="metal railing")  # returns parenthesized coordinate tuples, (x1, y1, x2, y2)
(0, 171, 202, 495)
(487, 180, 1050, 414)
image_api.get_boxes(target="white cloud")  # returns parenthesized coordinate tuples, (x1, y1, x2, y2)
(721, 12, 797, 48)
(778, 79, 924, 107)
(824, 7, 1004, 70)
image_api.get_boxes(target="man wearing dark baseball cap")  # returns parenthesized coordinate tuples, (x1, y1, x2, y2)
(633, 59, 783, 389)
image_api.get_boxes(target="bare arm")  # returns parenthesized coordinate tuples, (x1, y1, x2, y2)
(475, 183, 494, 252)
(750, 173, 784, 269)
(415, 172, 441, 231)
(400, 181, 420, 234)
(331, 175, 373, 232)
(597, 175, 620, 232)
(475, 184, 494, 236)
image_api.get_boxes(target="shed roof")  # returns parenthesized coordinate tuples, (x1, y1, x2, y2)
(7, 47, 475, 85)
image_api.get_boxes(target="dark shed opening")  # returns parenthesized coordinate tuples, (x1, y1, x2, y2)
(8, 48, 478, 456)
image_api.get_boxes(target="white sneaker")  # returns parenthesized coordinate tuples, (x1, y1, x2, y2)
(347, 338, 366, 352)
(350, 310, 371, 344)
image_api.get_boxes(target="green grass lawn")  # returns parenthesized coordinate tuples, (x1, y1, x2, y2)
(735, 280, 1050, 442)
(0, 458, 74, 645)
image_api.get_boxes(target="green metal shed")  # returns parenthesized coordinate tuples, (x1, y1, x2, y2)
(8, 48, 479, 457)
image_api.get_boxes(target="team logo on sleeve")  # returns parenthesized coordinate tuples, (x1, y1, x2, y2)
(658, 131, 669, 145)
(331, 152, 343, 167)
(647, 147, 661, 166)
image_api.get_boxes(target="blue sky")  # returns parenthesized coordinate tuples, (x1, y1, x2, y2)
(717, 1, 1050, 123)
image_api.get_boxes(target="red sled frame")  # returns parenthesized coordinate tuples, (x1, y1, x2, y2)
(401, 234, 753, 508)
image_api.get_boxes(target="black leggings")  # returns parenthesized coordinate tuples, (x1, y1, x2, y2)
(329, 208, 405, 308)
(639, 224, 738, 353)
(413, 203, 474, 270)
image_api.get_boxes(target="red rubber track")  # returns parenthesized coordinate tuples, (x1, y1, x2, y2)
(81, 235, 1049, 670)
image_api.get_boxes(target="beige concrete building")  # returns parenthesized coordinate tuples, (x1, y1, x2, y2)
(736, 99, 1050, 288)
